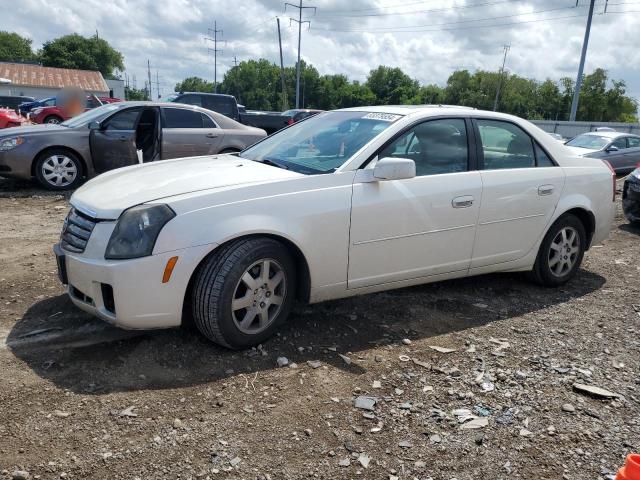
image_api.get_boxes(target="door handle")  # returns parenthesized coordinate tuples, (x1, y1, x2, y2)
(205, 133, 218, 138)
(538, 185, 554, 196)
(452, 195, 474, 208)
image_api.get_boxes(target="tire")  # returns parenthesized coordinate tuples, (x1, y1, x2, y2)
(530, 214, 586, 287)
(192, 237, 296, 349)
(34, 149, 84, 190)
(43, 115, 63, 124)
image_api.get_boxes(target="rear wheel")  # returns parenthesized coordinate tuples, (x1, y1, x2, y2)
(34, 150, 84, 190)
(530, 214, 586, 286)
(43, 115, 63, 124)
(192, 238, 296, 349)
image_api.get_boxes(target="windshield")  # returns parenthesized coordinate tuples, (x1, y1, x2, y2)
(61, 104, 122, 128)
(159, 93, 179, 102)
(566, 134, 609, 150)
(239, 111, 401, 174)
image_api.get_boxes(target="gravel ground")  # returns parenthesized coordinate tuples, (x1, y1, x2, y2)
(0, 177, 639, 480)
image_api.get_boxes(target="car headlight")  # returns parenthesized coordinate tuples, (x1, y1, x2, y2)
(105, 204, 175, 260)
(0, 136, 25, 151)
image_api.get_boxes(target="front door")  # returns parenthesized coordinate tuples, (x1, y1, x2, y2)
(161, 107, 224, 159)
(89, 107, 142, 174)
(348, 117, 481, 289)
(471, 118, 565, 268)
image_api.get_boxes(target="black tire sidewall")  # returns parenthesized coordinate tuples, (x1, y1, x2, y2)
(200, 240, 296, 349)
(535, 215, 586, 286)
(35, 150, 84, 191)
(44, 116, 62, 124)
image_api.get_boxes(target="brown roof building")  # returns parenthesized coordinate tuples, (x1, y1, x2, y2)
(0, 62, 109, 98)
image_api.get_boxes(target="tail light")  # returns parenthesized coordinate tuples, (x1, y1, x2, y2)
(602, 160, 616, 202)
(287, 117, 294, 125)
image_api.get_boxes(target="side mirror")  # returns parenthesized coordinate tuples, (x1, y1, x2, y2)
(373, 157, 416, 181)
(88, 121, 101, 130)
(606, 145, 619, 152)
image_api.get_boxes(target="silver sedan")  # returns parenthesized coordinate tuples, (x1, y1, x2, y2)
(0, 101, 267, 190)
(564, 131, 640, 174)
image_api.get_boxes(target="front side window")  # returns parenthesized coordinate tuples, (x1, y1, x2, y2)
(628, 137, 640, 148)
(611, 137, 627, 149)
(239, 111, 401, 175)
(103, 108, 141, 130)
(163, 108, 203, 128)
(477, 119, 535, 169)
(378, 118, 468, 176)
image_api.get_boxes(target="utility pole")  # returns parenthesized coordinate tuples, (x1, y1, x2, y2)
(147, 60, 152, 101)
(569, 0, 596, 121)
(205, 21, 223, 93)
(233, 55, 241, 102)
(285, 0, 316, 109)
(493, 44, 510, 111)
(276, 18, 288, 111)
(154, 70, 162, 99)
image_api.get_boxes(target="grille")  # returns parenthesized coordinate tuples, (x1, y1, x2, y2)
(61, 208, 97, 253)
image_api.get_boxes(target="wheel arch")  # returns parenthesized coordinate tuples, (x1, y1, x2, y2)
(561, 207, 595, 249)
(31, 145, 88, 178)
(181, 232, 312, 325)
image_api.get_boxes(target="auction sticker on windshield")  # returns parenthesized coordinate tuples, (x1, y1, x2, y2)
(362, 112, 402, 122)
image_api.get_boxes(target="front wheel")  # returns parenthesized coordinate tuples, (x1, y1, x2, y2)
(530, 214, 586, 286)
(34, 150, 84, 190)
(43, 115, 63, 124)
(192, 238, 296, 349)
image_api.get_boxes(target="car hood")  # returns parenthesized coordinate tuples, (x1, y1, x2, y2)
(564, 145, 599, 156)
(71, 155, 303, 219)
(0, 123, 67, 137)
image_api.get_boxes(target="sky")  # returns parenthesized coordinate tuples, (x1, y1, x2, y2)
(2, 0, 640, 104)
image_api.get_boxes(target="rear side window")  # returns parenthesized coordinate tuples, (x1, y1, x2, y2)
(534, 144, 555, 167)
(202, 113, 217, 128)
(477, 119, 536, 169)
(103, 108, 141, 130)
(629, 137, 640, 148)
(163, 108, 203, 128)
(203, 96, 235, 117)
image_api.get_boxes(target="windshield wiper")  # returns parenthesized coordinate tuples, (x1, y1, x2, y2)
(260, 157, 290, 170)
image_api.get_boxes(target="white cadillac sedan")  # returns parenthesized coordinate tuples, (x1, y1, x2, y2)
(55, 106, 616, 349)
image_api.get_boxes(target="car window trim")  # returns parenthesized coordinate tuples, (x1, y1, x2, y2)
(360, 115, 477, 174)
(101, 106, 144, 131)
(471, 117, 559, 170)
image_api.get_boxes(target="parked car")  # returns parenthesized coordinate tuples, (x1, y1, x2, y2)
(622, 167, 640, 223)
(564, 131, 640, 174)
(31, 96, 122, 124)
(0, 108, 24, 129)
(282, 108, 323, 123)
(163, 92, 292, 134)
(0, 95, 35, 111)
(0, 101, 266, 190)
(53, 106, 615, 349)
(18, 97, 55, 116)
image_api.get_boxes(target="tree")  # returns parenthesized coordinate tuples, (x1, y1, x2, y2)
(174, 76, 215, 93)
(365, 66, 419, 105)
(125, 86, 148, 101)
(40, 34, 124, 77)
(0, 31, 36, 62)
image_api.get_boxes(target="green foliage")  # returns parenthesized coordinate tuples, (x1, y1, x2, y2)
(174, 76, 215, 93)
(125, 86, 149, 101)
(196, 58, 638, 123)
(0, 31, 36, 62)
(40, 34, 124, 77)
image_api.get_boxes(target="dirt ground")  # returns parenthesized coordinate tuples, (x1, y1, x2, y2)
(0, 177, 639, 480)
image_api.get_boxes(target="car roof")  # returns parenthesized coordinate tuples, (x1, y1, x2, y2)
(337, 105, 479, 115)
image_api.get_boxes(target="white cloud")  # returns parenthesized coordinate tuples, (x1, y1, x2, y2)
(4, 0, 640, 101)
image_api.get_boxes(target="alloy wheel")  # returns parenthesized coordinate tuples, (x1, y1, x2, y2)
(41, 155, 78, 188)
(231, 258, 286, 335)
(548, 226, 580, 277)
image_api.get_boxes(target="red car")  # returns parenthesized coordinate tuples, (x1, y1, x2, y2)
(31, 96, 122, 124)
(0, 108, 24, 129)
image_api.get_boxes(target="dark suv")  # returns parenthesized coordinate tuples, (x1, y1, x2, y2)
(163, 93, 240, 121)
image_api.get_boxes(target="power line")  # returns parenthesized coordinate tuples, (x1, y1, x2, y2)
(285, 0, 316, 109)
(205, 21, 223, 93)
(312, 4, 586, 32)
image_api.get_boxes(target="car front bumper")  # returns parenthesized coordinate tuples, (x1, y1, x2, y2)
(55, 242, 216, 330)
(0, 147, 33, 178)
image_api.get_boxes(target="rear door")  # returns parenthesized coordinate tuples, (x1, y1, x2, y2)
(623, 136, 640, 171)
(603, 136, 629, 172)
(471, 118, 565, 268)
(160, 107, 223, 158)
(89, 107, 141, 174)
